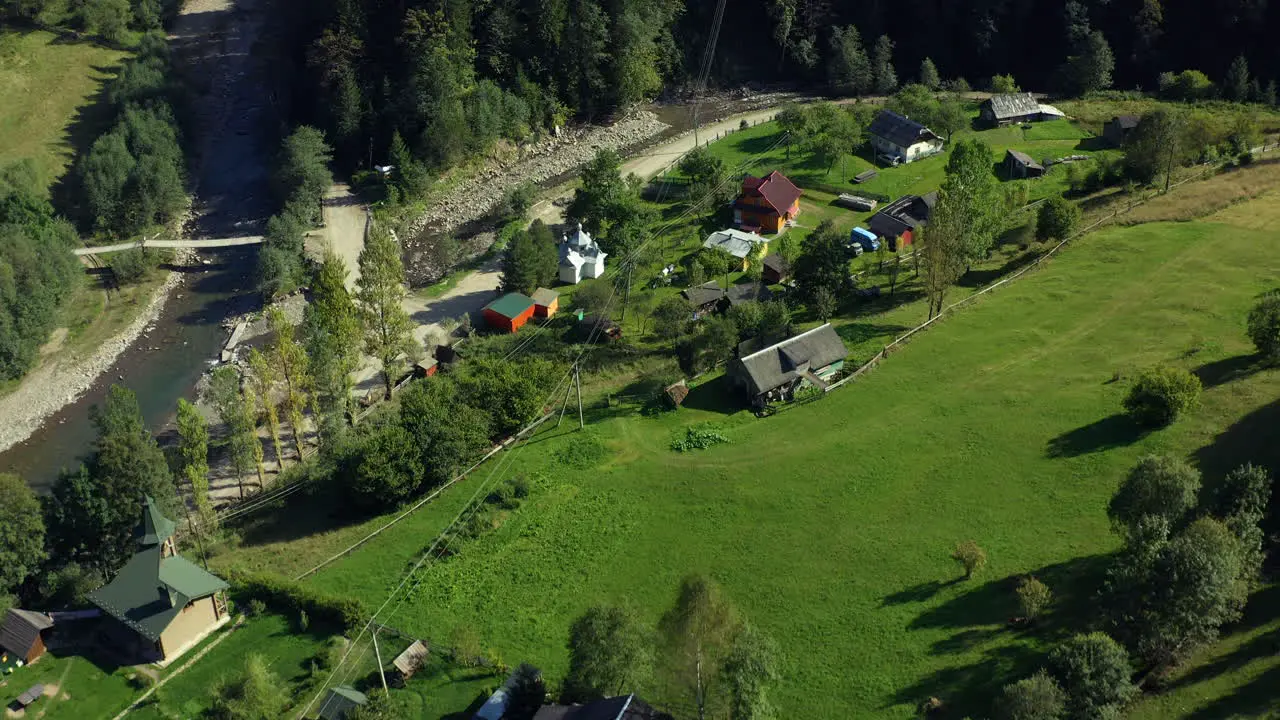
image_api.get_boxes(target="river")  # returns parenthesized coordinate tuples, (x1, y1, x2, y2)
(0, 0, 274, 490)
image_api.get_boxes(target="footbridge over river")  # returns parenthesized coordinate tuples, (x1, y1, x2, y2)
(74, 236, 265, 256)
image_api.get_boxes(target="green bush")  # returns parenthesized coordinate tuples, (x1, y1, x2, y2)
(1246, 290, 1280, 362)
(226, 570, 364, 632)
(1123, 365, 1202, 427)
(670, 423, 729, 452)
(110, 247, 158, 285)
(1036, 196, 1081, 241)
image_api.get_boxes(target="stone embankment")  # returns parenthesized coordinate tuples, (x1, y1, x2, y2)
(402, 109, 670, 282)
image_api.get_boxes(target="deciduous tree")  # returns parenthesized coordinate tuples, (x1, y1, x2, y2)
(659, 575, 739, 720)
(501, 220, 559, 295)
(1122, 365, 1201, 427)
(303, 249, 362, 447)
(268, 307, 311, 460)
(1037, 196, 1081, 241)
(951, 540, 987, 579)
(999, 671, 1067, 720)
(209, 366, 256, 499)
(563, 605, 653, 702)
(357, 227, 416, 399)
(1108, 455, 1201, 535)
(1045, 632, 1136, 720)
(722, 623, 780, 720)
(175, 398, 212, 521)
(0, 474, 45, 593)
(1246, 289, 1280, 362)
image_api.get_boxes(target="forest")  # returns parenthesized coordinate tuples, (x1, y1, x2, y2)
(275, 0, 1280, 177)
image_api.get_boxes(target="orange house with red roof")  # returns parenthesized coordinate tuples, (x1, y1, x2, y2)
(733, 171, 802, 234)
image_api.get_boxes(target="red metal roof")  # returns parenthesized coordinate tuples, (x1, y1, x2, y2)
(740, 171, 801, 216)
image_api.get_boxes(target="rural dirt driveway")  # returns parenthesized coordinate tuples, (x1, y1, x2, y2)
(310, 183, 367, 291)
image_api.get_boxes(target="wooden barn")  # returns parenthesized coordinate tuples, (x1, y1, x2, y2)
(531, 288, 560, 318)
(733, 171, 802, 234)
(0, 609, 53, 665)
(484, 293, 536, 333)
(1104, 115, 1139, 147)
(761, 253, 789, 284)
(868, 192, 936, 248)
(1005, 149, 1045, 178)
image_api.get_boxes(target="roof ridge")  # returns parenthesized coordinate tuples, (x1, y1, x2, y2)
(740, 323, 834, 361)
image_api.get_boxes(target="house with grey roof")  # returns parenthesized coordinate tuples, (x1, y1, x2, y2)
(88, 497, 230, 666)
(868, 110, 944, 164)
(868, 192, 937, 248)
(728, 323, 848, 405)
(703, 228, 769, 270)
(559, 223, 607, 284)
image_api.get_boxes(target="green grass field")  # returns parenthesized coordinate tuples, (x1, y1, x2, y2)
(704, 115, 1119, 211)
(0, 30, 125, 190)
(275, 192, 1280, 718)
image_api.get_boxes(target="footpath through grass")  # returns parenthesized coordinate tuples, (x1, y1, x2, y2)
(289, 196, 1280, 718)
(0, 30, 126, 189)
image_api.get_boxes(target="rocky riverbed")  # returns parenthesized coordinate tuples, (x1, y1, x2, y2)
(402, 109, 670, 283)
(0, 258, 190, 454)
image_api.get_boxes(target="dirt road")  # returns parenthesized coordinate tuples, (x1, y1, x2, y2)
(529, 106, 784, 227)
(312, 183, 367, 291)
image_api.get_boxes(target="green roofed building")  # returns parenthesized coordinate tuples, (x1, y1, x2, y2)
(88, 496, 230, 666)
(318, 685, 368, 720)
(483, 293, 537, 333)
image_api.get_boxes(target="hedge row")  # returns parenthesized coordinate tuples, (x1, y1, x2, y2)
(226, 569, 365, 632)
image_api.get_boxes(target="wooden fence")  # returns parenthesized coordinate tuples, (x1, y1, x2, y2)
(824, 148, 1273, 394)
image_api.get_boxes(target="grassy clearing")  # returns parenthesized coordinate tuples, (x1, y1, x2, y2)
(389, 655, 504, 718)
(284, 196, 1280, 718)
(1121, 158, 1280, 225)
(0, 652, 137, 719)
(704, 116, 1119, 210)
(1058, 97, 1280, 135)
(0, 30, 125, 190)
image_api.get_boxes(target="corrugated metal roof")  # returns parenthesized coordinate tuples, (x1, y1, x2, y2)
(704, 229, 766, 259)
(531, 288, 559, 306)
(485, 293, 535, 319)
(985, 93, 1041, 120)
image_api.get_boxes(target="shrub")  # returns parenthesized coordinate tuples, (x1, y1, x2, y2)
(670, 423, 729, 452)
(111, 247, 158, 285)
(1046, 632, 1136, 719)
(999, 670, 1066, 720)
(990, 74, 1020, 93)
(248, 598, 266, 616)
(951, 540, 987, 579)
(1036, 196, 1081, 241)
(1122, 365, 1202, 427)
(1246, 290, 1280, 362)
(1016, 577, 1053, 620)
(226, 570, 364, 631)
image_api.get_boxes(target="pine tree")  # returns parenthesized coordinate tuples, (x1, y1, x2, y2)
(356, 226, 416, 399)
(872, 35, 897, 94)
(919, 57, 941, 90)
(1224, 55, 1251, 102)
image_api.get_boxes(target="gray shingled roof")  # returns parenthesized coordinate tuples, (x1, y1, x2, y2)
(985, 93, 1041, 120)
(533, 695, 669, 720)
(733, 324, 848, 395)
(682, 281, 725, 308)
(1006, 149, 1044, 170)
(868, 110, 940, 148)
(868, 194, 934, 239)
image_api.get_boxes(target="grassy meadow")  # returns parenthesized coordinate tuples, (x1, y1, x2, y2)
(0, 30, 125, 190)
(254, 189, 1280, 719)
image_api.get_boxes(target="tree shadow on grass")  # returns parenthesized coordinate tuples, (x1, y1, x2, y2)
(49, 63, 127, 227)
(958, 249, 1042, 288)
(1191, 397, 1280, 486)
(835, 322, 913, 348)
(882, 578, 962, 606)
(440, 689, 494, 720)
(890, 642, 1040, 718)
(679, 374, 743, 415)
(1075, 136, 1113, 152)
(732, 131, 786, 158)
(231, 490, 367, 549)
(892, 554, 1115, 716)
(1166, 595, 1280, 692)
(1180, 663, 1280, 720)
(1046, 414, 1147, 458)
(1192, 354, 1268, 389)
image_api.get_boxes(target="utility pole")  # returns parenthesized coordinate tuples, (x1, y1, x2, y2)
(620, 261, 634, 324)
(574, 363, 584, 430)
(556, 375, 574, 428)
(372, 628, 389, 693)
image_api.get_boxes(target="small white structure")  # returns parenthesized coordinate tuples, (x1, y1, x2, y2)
(703, 228, 768, 261)
(559, 223, 607, 285)
(1037, 103, 1066, 119)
